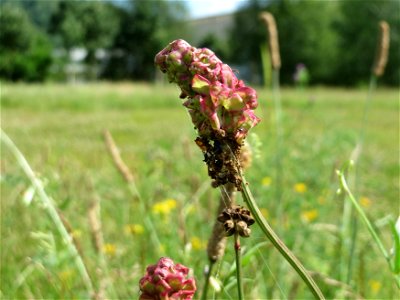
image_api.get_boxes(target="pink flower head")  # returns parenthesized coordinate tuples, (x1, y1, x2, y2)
(155, 39, 260, 144)
(139, 257, 196, 300)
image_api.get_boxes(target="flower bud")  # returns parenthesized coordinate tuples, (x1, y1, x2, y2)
(139, 257, 196, 300)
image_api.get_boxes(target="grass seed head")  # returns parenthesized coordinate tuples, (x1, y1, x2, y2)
(373, 21, 390, 77)
(260, 12, 281, 70)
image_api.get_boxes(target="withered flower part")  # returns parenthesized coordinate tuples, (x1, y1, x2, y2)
(217, 205, 255, 238)
(155, 40, 261, 189)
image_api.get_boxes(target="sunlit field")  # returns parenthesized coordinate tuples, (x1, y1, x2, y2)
(1, 83, 398, 299)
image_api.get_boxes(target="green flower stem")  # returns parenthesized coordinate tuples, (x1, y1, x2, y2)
(1, 129, 94, 295)
(338, 168, 400, 288)
(337, 170, 390, 263)
(234, 232, 244, 300)
(240, 173, 325, 300)
(200, 261, 214, 300)
(272, 69, 283, 225)
(342, 74, 377, 284)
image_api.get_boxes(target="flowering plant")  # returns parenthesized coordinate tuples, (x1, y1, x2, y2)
(155, 39, 260, 144)
(155, 39, 260, 188)
(139, 257, 196, 300)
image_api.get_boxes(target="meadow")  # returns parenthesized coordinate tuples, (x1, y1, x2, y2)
(1, 83, 399, 299)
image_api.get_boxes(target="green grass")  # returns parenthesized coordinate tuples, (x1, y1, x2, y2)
(1, 83, 399, 299)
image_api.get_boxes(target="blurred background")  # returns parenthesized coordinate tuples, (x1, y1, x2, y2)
(1, 0, 399, 86)
(1, 1, 399, 299)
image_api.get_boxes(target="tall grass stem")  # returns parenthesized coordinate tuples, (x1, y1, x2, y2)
(200, 263, 214, 300)
(234, 233, 244, 300)
(337, 170, 390, 263)
(272, 69, 283, 219)
(1, 129, 95, 295)
(103, 129, 163, 256)
(88, 193, 118, 299)
(240, 173, 325, 300)
(337, 169, 400, 288)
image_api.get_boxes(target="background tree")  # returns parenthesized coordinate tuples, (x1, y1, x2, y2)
(17, 0, 60, 32)
(101, 0, 188, 80)
(229, 0, 339, 85)
(197, 33, 230, 62)
(228, 0, 267, 84)
(267, 0, 339, 84)
(50, 1, 119, 78)
(0, 3, 52, 81)
(335, 0, 400, 86)
(229, 0, 399, 86)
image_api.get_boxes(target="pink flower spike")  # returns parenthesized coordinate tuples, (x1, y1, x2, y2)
(155, 39, 260, 144)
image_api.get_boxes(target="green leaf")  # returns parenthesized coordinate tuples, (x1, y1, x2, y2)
(390, 217, 400, 274)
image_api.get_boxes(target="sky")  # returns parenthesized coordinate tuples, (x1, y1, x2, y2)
(185, 0, 247, 18)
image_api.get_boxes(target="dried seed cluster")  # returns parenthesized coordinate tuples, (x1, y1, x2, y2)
(217, 205, 255, 238)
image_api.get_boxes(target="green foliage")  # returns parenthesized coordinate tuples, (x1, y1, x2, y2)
(229, 0, 399, 86)
(0, 3, 52, 81)
(50, 1, 119, 63)
(1, 83, 399, 299)
(268, 0, 339, 84)
(335, 0, 400, 86)
(228, 0, 267, 83)
(198, 33, 230, 62)
(16, 0, 60, 30)
(229, 0, 339, 84)
(102, 0, 188, 80)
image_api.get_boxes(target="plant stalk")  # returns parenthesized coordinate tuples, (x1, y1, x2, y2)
(240, 173, 325, 300)
(200, 262, 214, 300)
(1, 129, 95, 295)
(343, 74, 377, 283)
(103, 129, 163, 256)
(338, 169, 400, 288)
(272, 69, 283, 217)
(338, 170, 390, 263)
(234, 233, 244, 300)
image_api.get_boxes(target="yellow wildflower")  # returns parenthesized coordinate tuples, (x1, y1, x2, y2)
(58, 269, 74, 283)
(301, 209, 318, 223)
(294, 183, 307, 194)
(71, 229, 82, 239)
(359, 196, 372, 208)
(368, 280, 381, 294)
(124, 224, 144, 235)
(152, 198, 177, 215)
(261, 176, 272, 187)
(103, 243, 116, 256)
(190, 236, 206, 250)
